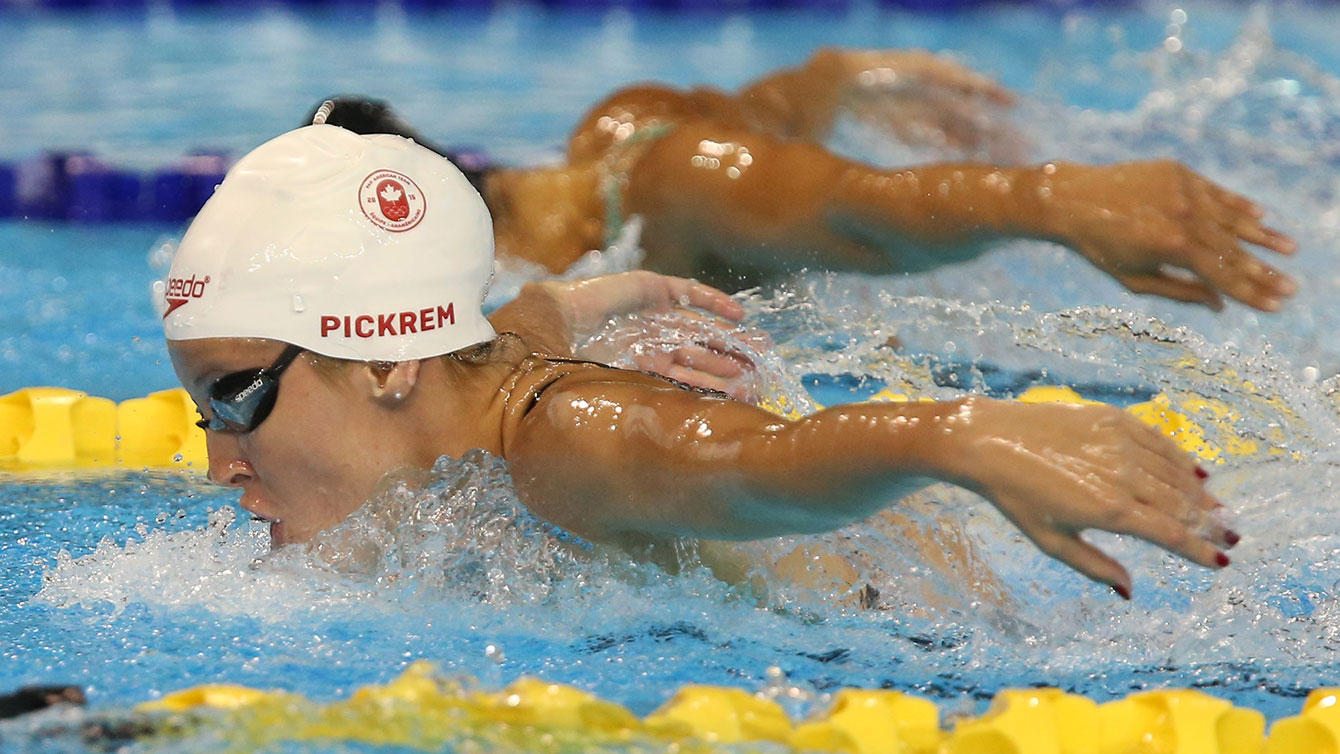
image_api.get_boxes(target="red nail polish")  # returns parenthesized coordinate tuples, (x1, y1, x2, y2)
(1195, 467, 1209, 479)
(1112, 584, 1131, 600)
(1225, 530, 1241, 547)
(1215, 552, 1231, 568)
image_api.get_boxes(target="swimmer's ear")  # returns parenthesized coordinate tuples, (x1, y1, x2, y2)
(362, 360, 421, 407)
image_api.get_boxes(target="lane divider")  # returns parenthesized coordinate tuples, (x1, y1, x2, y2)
(0, 153, 229, 224)
(129, 661, 1329, 753)
(0, 383, 1261, 472)
(0, 387, 205, 471)
(0, 146, 477, 224)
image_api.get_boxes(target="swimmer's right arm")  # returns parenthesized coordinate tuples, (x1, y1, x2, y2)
(506, 383, 1233, 597)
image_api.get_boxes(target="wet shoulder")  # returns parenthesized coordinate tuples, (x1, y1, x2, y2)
(498, 354, 730, 452)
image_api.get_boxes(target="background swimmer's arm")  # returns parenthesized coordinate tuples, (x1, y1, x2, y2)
(627, 123, 1296, 311)
(734, 47, 1015, 146)
(506, 383, 1234, 597)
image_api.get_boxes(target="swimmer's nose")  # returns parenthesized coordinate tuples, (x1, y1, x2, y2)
(208, 459, 255, 488)
(204, 433, 255, 488)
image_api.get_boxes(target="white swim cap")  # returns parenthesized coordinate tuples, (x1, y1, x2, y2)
(162, 124, 495, 361)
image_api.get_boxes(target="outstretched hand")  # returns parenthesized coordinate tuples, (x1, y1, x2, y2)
(1044, 160, 1297, 312)
(544, 271, 763, 401)
(945, 398, 1236, 598)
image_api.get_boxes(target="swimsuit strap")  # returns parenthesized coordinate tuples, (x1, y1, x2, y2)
(541, 355, 730, 399)
(519, 354, 730, 419)
(599, 123, 675, 249)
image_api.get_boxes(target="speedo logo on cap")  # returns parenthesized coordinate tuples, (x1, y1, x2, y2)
(163, 274, 211, 318)
(359, 169, 426, 233)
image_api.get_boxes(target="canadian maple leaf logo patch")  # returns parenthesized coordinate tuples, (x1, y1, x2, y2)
(359, 170, 425, 232)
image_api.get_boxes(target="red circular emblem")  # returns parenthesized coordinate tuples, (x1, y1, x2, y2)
(358, 170, 426, 232)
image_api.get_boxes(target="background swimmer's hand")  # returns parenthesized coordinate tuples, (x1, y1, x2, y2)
(1039, 160, 1297, 312)
(942, 397, 1235, 598)
(818, 48, 1015, 107)
(822, 48, 1026, 162)
(546, 271, 765, 402)
(555, 270, 744, 337)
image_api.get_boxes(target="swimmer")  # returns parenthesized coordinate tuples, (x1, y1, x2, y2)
(307, 47, 1297, 313)
(166, 126, 1236, 602)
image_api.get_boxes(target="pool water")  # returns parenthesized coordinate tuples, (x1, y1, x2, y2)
(4, 1, 1340, 750)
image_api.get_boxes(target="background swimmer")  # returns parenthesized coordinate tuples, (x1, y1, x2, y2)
(309, 47, 1297, 314)
(165, 125, 1236, 602)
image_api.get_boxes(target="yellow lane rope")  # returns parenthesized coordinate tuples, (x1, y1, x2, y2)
(0, 383, 1268, 472)
(130, 661, 1336, 753)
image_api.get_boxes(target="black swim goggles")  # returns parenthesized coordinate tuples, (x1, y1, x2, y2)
(195, 344, 306, 434)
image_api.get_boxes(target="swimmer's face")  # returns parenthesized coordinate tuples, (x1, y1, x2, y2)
(169, 338, 414, 548)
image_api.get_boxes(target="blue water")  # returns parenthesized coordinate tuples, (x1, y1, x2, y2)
(4, 2, 1340, 749)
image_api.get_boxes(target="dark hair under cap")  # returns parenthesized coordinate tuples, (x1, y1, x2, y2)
(303, 96, 493, 194)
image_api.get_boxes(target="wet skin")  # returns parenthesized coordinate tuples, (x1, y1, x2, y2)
(169, 338, 510, 547)
(168, 272, 750, 547)
(171, 327, 1237, 599)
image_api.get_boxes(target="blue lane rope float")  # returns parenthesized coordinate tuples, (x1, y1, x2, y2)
(0, 152, 230, 224)
(0, 146, 493, 225)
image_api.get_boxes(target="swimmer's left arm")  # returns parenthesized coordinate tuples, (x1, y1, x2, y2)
(506, 379, 1232, 596)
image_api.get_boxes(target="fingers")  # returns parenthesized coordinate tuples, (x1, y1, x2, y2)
(1126, 418, 1199, 475)
(1121, 272, 1225, 311)
(1110, 504, 1227, 571)
(1192, 181, 1296, 257)
(664, 276, 745, 322)
(1202, 180, 1264, 220)
(672, 344, 748, 379)
(1187, 237, 1294, 311)
(1033, 530, 1132, 597)
(919, 58, 1016, 105)
(1148, 176, 1297, 312)
(661, 364, 756, 403)
(1130, 443, 1203, 501)
(1232, 220, 1297, 256)
(1126, 467, 1234, 552)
